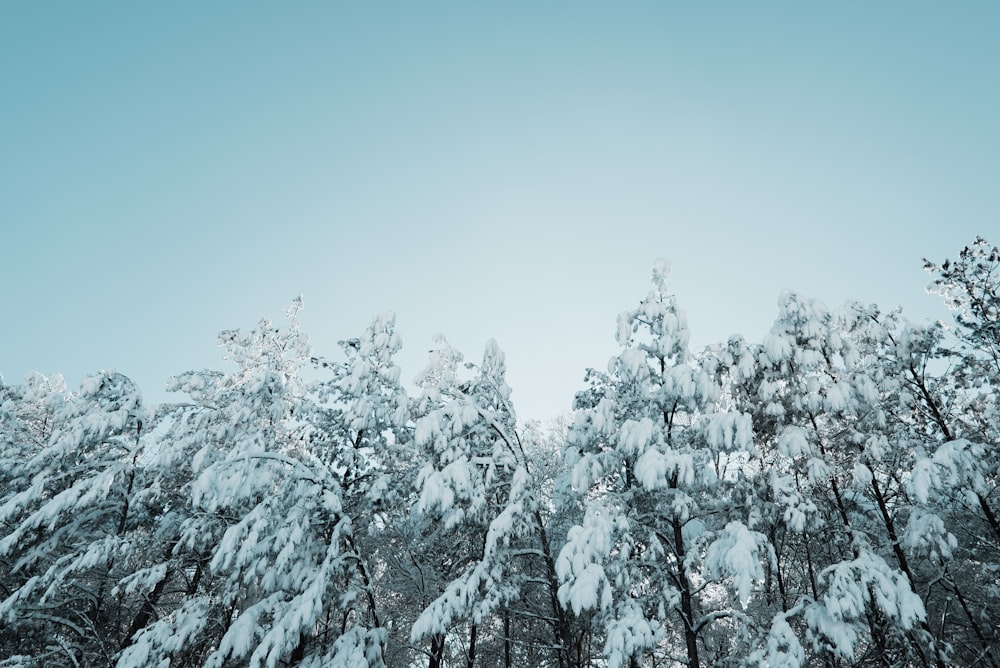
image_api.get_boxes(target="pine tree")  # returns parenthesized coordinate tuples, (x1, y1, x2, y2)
(557, 261, 764, 668)
(0, 371, 150, 666)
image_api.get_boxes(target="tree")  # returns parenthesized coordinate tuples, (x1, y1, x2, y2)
(0, 371, 150, 667)
(408, 336, 571, 668)
(557, 261, 765, 668)
(119, 303, 406, 667)
(3, 238, 999, 668)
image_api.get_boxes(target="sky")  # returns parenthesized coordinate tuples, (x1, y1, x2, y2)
(2, 2, 998, 420)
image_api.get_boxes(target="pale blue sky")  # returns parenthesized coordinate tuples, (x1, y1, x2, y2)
(2, 3, 997, 419)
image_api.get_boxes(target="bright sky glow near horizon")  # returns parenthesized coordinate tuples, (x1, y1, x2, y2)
(2, 3, 998, 420)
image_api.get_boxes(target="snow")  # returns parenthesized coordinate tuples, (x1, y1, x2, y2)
(556, 505, 619, 614)
(806, 456, 831, 483)
(705, 521, 766, 607)
(704, 412, 754, 452)
(634, 448, 694, 491)
(763, 333, 793, 364)
(603, 603, 660, 668)
(2, 247, 998, 666)
(906, 457, 938, 504)
(902, 508, 957, 560)
(752, 612, 806, 668)
(777, 426, 811, 458)
(851, 462, 873, 488)
(618, 417, 655, 457)
(806, 549, 927, 660)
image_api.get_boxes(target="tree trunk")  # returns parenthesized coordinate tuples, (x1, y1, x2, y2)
(870, 475, 946, 668)
(289, 631, 307, 665)
(946, 568, 999, 668)
(467, 623, 477, 668)
(503, 609, 512, 668)
(428, 633, 445, 668)
(673, 517, 700, 668)
(534, 510, 573, 668)
(120, 572, 169, 650)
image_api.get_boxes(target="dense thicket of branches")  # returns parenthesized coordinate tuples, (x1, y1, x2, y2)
(2, 238, 998, 667)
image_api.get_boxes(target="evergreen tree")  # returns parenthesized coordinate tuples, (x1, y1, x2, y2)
(557, 261, 764, 668)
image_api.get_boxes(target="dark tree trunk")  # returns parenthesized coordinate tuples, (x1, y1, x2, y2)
(429, 633, 445, 668)
(673, 517, 700, 668)
(289, 631, 307, 665)
(120, 572, 169, 651)
(467, 623, 477, 668)
(534, 510, 573, 668)
(503, 610, 512, 668)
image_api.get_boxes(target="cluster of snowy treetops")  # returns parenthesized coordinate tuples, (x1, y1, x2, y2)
(2, 238, 999, 668)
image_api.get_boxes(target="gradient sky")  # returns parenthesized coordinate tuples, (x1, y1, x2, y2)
(2, 2, 998, 419)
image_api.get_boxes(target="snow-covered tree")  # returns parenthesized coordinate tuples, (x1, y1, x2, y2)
(407, 336, 571, 668)
(887, 237, 1000, 665)
(557, 261, 764, 668)
(920, 237, 1000, 545)
(743, 290, 955, 666)
(0, 370, 152, 667)
(2, 238, 997, 668)
(118, 303, 406, 668)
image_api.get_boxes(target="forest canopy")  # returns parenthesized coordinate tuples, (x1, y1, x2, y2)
(1, 237, 998, 668)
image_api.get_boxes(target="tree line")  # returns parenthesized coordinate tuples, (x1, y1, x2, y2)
(1, 238, 998, 667)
